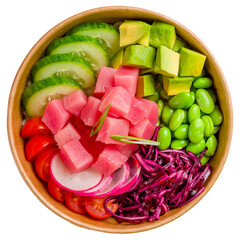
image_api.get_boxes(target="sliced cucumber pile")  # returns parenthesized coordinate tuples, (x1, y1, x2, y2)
(22, 76, 81, 117)
(65, 22, 120, 58)
(31, 54, 95, 88)
(46, 35, 109, 71)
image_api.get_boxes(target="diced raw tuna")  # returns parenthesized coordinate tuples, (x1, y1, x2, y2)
(42, 99, 70, 134)
(69, 116, 89, 134)
(62, 89, 87, 116)
(129, 118, 155, 140)
(80, 96, 101, 126)
(123, 97, 148, 125)
(92, 146, 128, 176)
(137, 97, 159, 126)
(94, 66, 117, 97)
(111, 143, 138, 159)
(54, 122, 81, 148)
(60, 140, 93, 173)
(96, 117, 129, 145)
(99, 86, 133, 117)
(114, 66, 139, 96)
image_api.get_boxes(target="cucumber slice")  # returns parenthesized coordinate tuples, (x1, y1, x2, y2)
(31, 54, 95, 88)
(22, 76, 81, 117)
(46, 35, 109, 71)
(66, 22, 120, 58)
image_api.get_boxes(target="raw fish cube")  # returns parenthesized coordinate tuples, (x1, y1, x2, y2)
(129, 119, 155, 139)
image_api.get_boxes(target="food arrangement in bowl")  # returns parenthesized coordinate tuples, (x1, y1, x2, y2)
(8, 7, 232, 233)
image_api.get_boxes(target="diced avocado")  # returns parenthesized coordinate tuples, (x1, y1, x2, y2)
(179, 47, 206, 77)
(139, 68, 154, 75)
(193, 67, 207, 80)
(119, 20, 148, 47)
(136, 74, 155, 97)
(110, 48, 124, 69)
(154, 45, 180, 77)
(162, 76, 194, 96)
(137, 23, 151, 46)
(123, 44, 156, 69)
(149, 21, 176, 49)
(173, 37, 187, 52)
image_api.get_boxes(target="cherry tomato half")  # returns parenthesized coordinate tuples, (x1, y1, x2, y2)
(64, 191, 86, 213)
(84, 197, 118, 219)
(47, 177, 65, 202)
(25, 134, 56, 162)
(21, 117, 51, 139)
(35, 148, 59, 182)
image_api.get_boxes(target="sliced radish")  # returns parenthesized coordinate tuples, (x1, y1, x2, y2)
(115, 158, 141, 195)
(94, 162, 130, 197)
(50, 154, 103, 193)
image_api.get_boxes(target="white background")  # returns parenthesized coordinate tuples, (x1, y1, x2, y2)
(1, 0, 239, 239)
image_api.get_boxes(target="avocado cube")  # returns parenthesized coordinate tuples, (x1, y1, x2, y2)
(136, 74, 155, 97)
(179, 47, 206, 77)
(119, 20, 148, 47)
(154, 45, 180, 77)
(137, 23, 151, 46)
(111, 48, 124, 69)
(150, 21, 176, 49)
(123, 45, 156, 69)
(163, 75, 194, 96)
(173, 37, 187, 52)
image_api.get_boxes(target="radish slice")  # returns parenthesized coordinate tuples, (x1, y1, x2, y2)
(114, 158, 141, 195)
(50, 153, 103, 193)
(94, 162, 130, 197)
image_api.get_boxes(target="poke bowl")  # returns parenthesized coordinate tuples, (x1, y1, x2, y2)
(7, 6, 233, 233)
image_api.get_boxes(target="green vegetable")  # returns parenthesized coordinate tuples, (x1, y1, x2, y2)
(173, 124, 189, 139)
(168, 92, 193, 109)
(201, 115, 214, 137)
(188, 104, 201, 123)
(212, 125, 220, 135)
(200, 155, 210, 166)
(206, 88, 217, 103)
(157, 100, 164, 118)
(157, 127, 172, 150)
(186, 139, 206, 155)
(205, 135, 218, 157)
(144, 91, 160, 102)
(136, 74, 155, 97)
(171, 139, 189, 150)
(195, 89, 215, 114)
(182, 110, 188, 123)
(209, 105, 223, 126)
(169, 109, 184, 131)
(162, 105, 174, 125)
(193, 77, 213, 89)
(188, 118, 204, 143)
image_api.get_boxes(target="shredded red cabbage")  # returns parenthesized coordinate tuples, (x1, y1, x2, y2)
(104, 127, 212, 223)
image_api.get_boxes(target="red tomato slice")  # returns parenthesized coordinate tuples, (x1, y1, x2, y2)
(64, 191, 87, 214)
(84, 197, 118, 219)
(25, 135, 56, 162)
(21, 117, 51, 139)
(47, 177, 65, 202)
(35, 148, 59, 182)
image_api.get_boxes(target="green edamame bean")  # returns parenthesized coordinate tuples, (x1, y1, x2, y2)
(186, 139, 206, 155)
(209, 105, 223, 126)
(144, 91, 160, 102)
(206, 89, 217, 103)
(184, 92, 195, 109)
(182, 110, 188, 123)
(188, 118, 204, 143)
(169, 109, 184, 131)
(212, 126, 220, 135)
(188, 104, 201, 123)
(168, 92, 192, 109)
(193, 77, 213, 89)
(157, 100, 164, 118)
(205, 135, 218, 157)
(157, 127, 171, 150)
(195, 89, 214, 114)
(173, 124, 189, 139)
(201, 115, 214, 137)
(160, 88, 171, 100)
(200, 155, 210, 166)
(171, 139, 189, 150)
(162, 105, 174, 125)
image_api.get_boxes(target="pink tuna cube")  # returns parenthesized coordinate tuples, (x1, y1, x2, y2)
(123, 97, 148, 125)
(99, 86, 133, 117)
(42, 99, 70, 134)
(111, 143, 138, 159)
(129, 119, 155, 140)
(80, 96, 101, 126)
(60, 140, 93, 173)
(94, 66, 117, 97)
(54, 122, 81, 148)
(92, 146, 128, 176)
(114, 66, 139, 96)
(96, 117, 129, 145)
(62, 89, 87, 117)
(137, 97, 159, 126)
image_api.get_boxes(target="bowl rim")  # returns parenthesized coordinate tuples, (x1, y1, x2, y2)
(7, 5, 233, 233)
